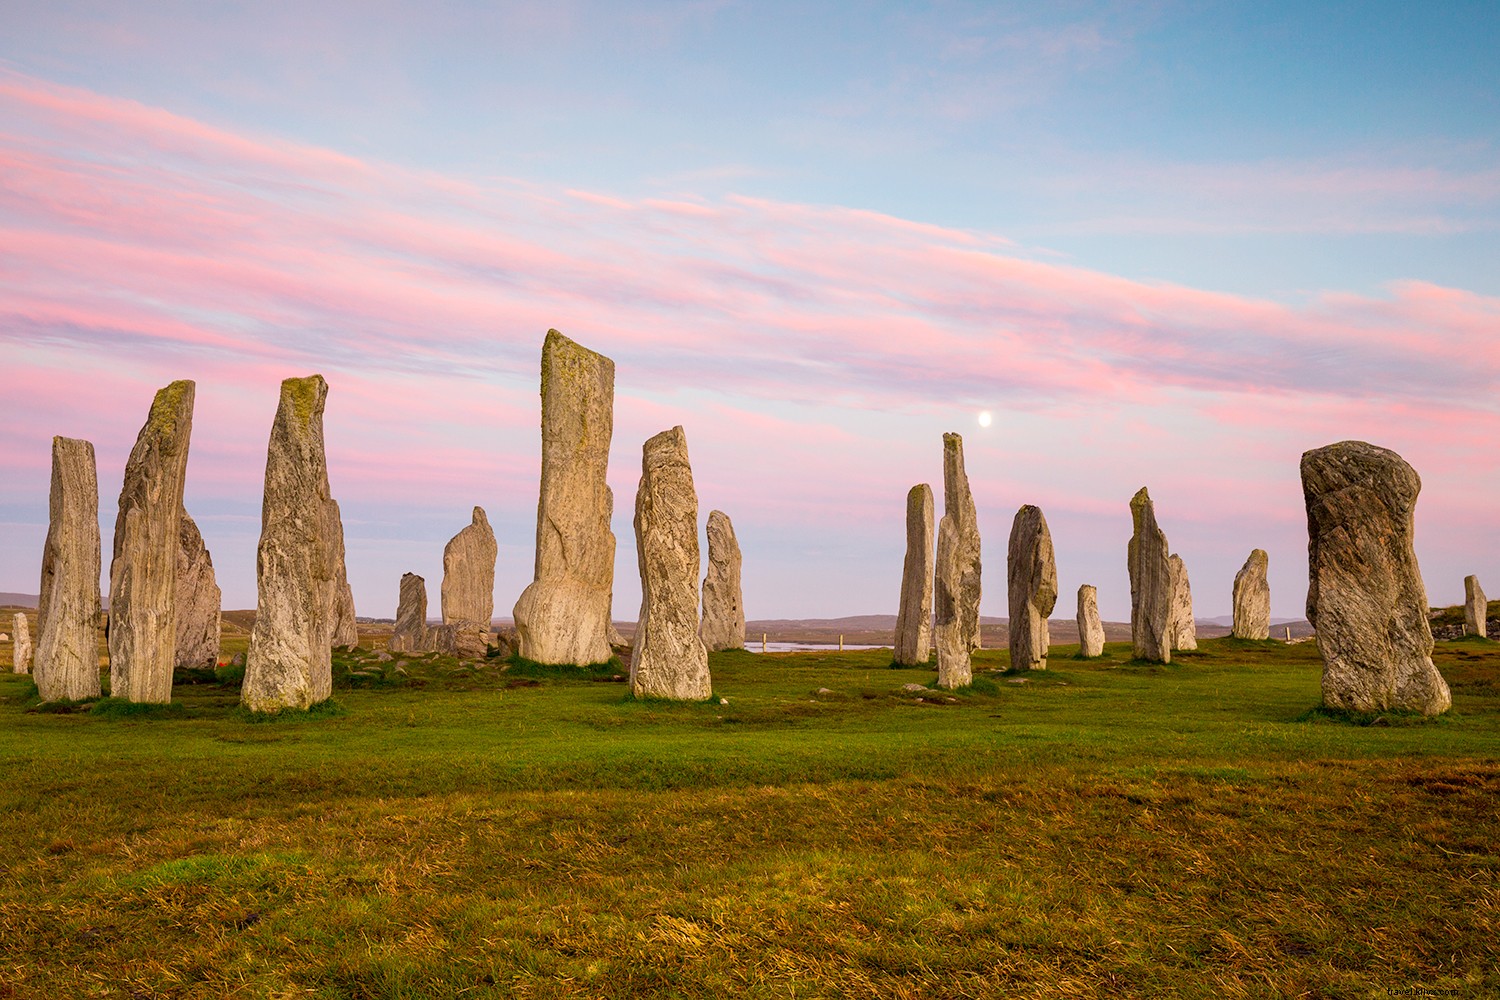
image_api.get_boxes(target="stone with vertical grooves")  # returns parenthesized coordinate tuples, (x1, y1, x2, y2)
(35, 436, 103, 702)
(513, 330, 616, 665)
(12, 612, 32, 674)
(604, 486, 627, 647)
(1127, 487, 1172, 664)
(1076, 584, 1105, 657)
(1232, 549, 1271, 640)
(1302, 440, 1450, 715)
(699, 510, 746, 651)
(109, 380, 195, 703)
(893, 484, 934, 665)
(632, 426, 711, 700)
(441, 506, 497, 658)
(1007, 505, 1057, 671)
(328, 499, 358, 649)
(934, 433, 980, 689)
(175, 511, 221, 669)
(1464, 576, 1489, 640)
(242, 376, 338, 712)
(389, 572, 431, 654)
(1168, 554, 1198, 652)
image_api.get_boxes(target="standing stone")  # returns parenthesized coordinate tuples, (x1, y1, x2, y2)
(893, 484, 934, 666)
(604, 486, 627, 647)
(1464, 576, 1489, 640)
(513, 330, 616, 666)
(699, 510, 746, 651)
(1232, 549, 1271, 640)
(1127, 487, 1172, 663)
(933, 433, 981, 689)
(1302, 440, 1450, 715)
(439, 506, 497, 658)
(12, 613, 32, 674)
(175, 512, 221, 669)
(1168, 554, 1198, 652)
(632, 427, 711, 700)
(328, 499, 358, 649)
(108, 380, 194, 703)
(1076, 585, 1105, 657)
(242, 375, 338, 712)
(35, 437, 103, 702)
(1007, 504, 1058, 671)
(389, 572, 431, 654)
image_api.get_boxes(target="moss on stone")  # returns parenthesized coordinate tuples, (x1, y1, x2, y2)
(145, 380, 194, 440)
(281, 375, 326, 431)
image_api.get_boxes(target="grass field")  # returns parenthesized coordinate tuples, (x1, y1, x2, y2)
(0, 632, 1496, 999)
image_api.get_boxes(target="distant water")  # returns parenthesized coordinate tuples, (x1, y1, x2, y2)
(745, 642, 889, 653)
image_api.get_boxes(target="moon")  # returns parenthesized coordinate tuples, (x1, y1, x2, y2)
(977, 411, 992, 428)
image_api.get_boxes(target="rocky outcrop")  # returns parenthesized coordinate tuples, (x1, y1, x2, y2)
(242, 375, 339, 712)
(328, 499, 358, 649)
(632, 427, 711, 700)
(513, 330, 616, 666)
(1127, 487, 1172, 663)
(893, 484, 934, 666)
(175, 512, 221, 670)
(1232, 549, 1271, 640)
(934, 433, 980, 689)
(1302, 440, 1450, 715)
(1168, 554, 1197, 652)
(441, 506, 497, 657)
(35, 436, 103, 701)
(699, 510, 746, 651)
(108, 380, 195, 703)
(1464, 575, 1488, 639)
(389, 572, 431, 654)
(1076, 584, 1104, 657)
(1007, 504, 1057, 671)
(12, 613, 32, 674)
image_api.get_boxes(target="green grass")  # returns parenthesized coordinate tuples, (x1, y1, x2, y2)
(0, 637, 1496, 998)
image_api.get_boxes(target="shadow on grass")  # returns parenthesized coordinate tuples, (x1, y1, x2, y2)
(89, 697, 191, 720)
(1293, 704, 1453, 728)
(231, 699, 347, 724)
(503, 654, 623, 681)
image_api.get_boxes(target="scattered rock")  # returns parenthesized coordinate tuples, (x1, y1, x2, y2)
(1007, 504, 1058, 670)
(934, 433, 980, 689)
(893, 483, 934, 666)
(1127, 487, 1172, 664)
(1076, 584, 1105, 658)
(699, 510, 746, 651)
(35, 436, 103, 702)
(1231, 549, 1271, 640)
(375, 651, 393, 662)
(901, 683, 930, 693)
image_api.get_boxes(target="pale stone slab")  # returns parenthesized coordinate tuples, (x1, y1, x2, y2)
(893, 484, 934, 666)
(1127, 487, 1171, 663)
(36, 436, 103, 702)
(934, 433, 980, 689)
(389, 572, 431, 654)
(328, 498, 358, 649)
(1168, 553, 1197, 652)
(175, 511, 221, 669)
(1007, 504, 1057, 671)
(1076, 584, 1104, 658)
(699, 509, 746, 651)
(1232, 549, 1271, 640)
(443, 506, 497, 629)
(12, 612, 32, 674)
(1464, 575, 1489, 639)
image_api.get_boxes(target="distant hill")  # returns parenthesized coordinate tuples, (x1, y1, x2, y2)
(0, 593, 38, 609)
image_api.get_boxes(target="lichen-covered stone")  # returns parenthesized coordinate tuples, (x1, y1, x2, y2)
(1168, 554, 1197, 652)
(632, 427, 711, 700)
(699, 510, 746, 651)
(12, 612, 32, 674)
(513, 330, 616, 665)
(442, 506, 497, 630)
(389, 572, 431, 654)
(1007, 505, 1057, 670)
(242, 376, 338, 712)
(1232, 549, 1271, 640)
(175, 511, 221, 669)
(934, 433, 980, 689)
(1127, 487, 1171, 664)
(1076, 584, 1104, 657)
(1302, 440, 1450, 715)
(1464, 575, 1489, 640)
(894, 484, 934, 666)
(35, 436, 103, 701)
(109, 380, 195, 703)
(328, 498, 358, 649)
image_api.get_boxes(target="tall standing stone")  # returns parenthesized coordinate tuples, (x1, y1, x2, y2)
(328, 499, 358, 649)
(513, 330, 616, 666)
(1464, 576, 1489, 639)
(1168, 554, 1198, 652)
(389, 572, 431, 654)
(1302, 440, 1450, 715)
(175, 512, 221, 669)
(441, 506, 497, 658)
(604, 486, 627, 647)
(699, 510, 746, 651)
(1076, 584, 1105, 657)
(632, 427, 711, 700)
(1127, 487, 1172, 663)
(12, 613, 32, 674)
(35, 437, 103, 702)
(1007, 504, 1057, 671)
(242, 376, 338, 712)
(1232, 549, 1271, 640)
(108, 380, 194, 703)
(934, 433, 981, 689)
(893, 484, 934, 666)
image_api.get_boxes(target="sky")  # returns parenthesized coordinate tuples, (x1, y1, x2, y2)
(1, 0, 1497, 623)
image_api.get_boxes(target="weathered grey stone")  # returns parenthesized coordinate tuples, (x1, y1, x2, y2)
(513, 330, 616, 666)
(1464, 575, 1489, 639)
(328, 498, 358, 649)
(491, 625, 520, 661)
(433, 621, 490, 659)
(1168, 554, 1197, 652)
(893, 484, 934, 666)
(108, 380, 194, 703)
(604, 486, 627, 647)
(933, 433, 980, 689)
(1232, 549, 1271, 640)
(1007, 505, 1057, 671)
(175, 511, 221, 669)
(389, 572, 431, 654)
(442, 506, 497, 635)
(699, 509, 746, 651)
(1127, 487, 1172, 663)
(12, 613, 32, 674)
(631, 426, 711, 700)
(1302, 440, 1450, 715)
(35, 436, 103, 702)
(1076, 584, 1104, 657)
(242, 375, 339, 712)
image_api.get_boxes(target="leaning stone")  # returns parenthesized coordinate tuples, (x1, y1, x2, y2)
(328, 499, 358, 649)
(1232, 549, 1271, 640)
(175, 511, 222, 670)
(1464, 576, 1489, 640)
(513, 330, 617, 666)
(1007, 504, 1058, 671)
(242, 376, 339, 712)
(1168, 554, 1197, 652)
(933, 433, 981, 689)
(893, 484, 934, 666)
(12, 613, 32, 674)
(1076, 584, 1105, 657)
(1127, 487, 1172, 663)
(389, 572, 432, 654)
(631, 427, 711, 700)
(1302, 440, 1450, 715)
(699, 510, 746, 651)
(35, 436, 103, 702)
(441, 505, 497, 653)
(109, 380, 195, 703)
